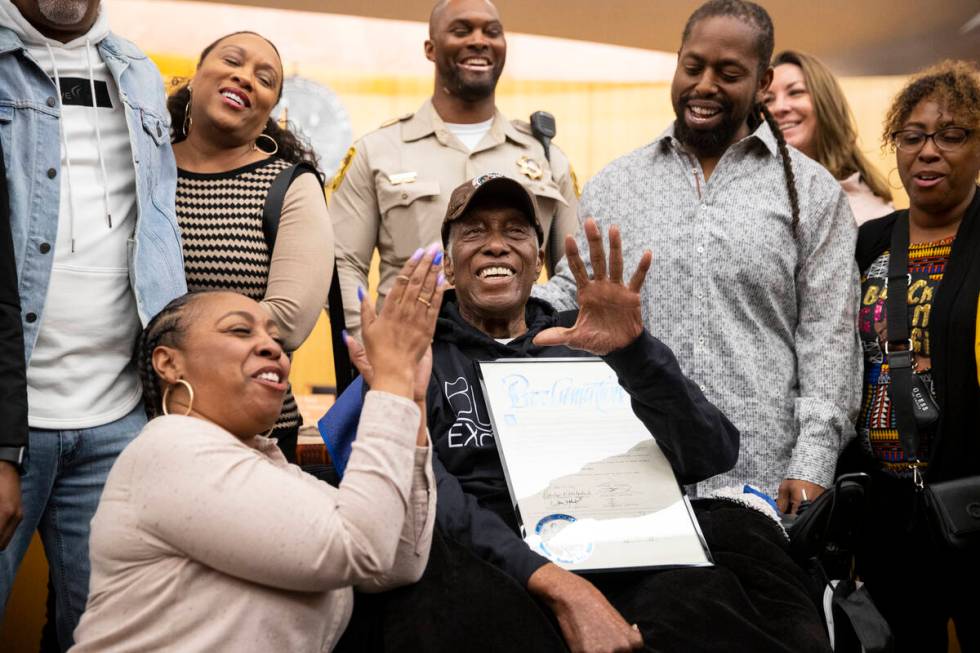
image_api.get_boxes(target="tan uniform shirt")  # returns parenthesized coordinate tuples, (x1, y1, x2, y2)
(332, 99, 579, 335)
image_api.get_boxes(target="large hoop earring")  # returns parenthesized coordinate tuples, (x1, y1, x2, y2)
(162, 379, 195, 416)
(254, 133, 279, 156)
(887, 168, 904, 191)
(182, 92, 193, 137)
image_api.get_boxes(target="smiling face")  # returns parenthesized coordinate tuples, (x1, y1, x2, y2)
(189, 32, 282, 146)
(153, 292, 290, 439)
(764, 63, 817, 157)
(11, 0, 100, 41)
(445, 202, 543, 337)
(896, 99, 980, 218)
(671, 15, 771, 157)
(425, 0, 505, 102)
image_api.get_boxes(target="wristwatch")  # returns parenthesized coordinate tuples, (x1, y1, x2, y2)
(0, 446, 26, 474)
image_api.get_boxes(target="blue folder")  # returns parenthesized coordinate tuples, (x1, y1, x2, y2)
(317, 376, 364, 478)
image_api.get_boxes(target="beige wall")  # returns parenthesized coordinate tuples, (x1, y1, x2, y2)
(0, 62, 912, 653)
(271, 72, 910, 393)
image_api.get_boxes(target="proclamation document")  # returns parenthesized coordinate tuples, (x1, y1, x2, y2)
(477, 358, 711, 572)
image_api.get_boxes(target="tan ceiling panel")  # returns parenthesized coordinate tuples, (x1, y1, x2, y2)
(167, 0, 979, 75)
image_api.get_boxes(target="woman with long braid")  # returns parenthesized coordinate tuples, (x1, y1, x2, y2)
(71, 247, 446, 652)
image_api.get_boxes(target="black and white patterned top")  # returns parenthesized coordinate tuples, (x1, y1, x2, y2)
(176, 157, 300, 435)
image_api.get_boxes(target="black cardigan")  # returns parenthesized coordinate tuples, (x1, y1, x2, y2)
(855, 187, 980, 483)
(0, 138, 28, 449)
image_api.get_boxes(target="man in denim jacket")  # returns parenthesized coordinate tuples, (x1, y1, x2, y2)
(0, 1, 185, 645)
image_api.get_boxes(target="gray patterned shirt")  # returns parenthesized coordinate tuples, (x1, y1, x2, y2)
(534, 122, 862, 496)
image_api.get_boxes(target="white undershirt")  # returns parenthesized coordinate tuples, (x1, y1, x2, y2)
(23, 35, 141, 429)
(444, 118, 494, 151)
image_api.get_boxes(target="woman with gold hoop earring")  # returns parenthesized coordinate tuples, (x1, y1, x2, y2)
(73, 252, 445, 650)
(161, 378, 195, 416)
(165, 31, 334, 463)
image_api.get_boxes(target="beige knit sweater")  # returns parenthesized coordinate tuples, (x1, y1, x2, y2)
(71, 391, 434, 652)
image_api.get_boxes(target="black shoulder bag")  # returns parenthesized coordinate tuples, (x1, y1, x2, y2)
(886, 214, 980, 550)
(262, 162, 355, 395)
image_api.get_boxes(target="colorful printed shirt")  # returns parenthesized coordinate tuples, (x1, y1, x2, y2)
(857, 237, 955, 472)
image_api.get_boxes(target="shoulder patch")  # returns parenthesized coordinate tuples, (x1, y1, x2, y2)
(329, 146, 357, 193)
(380, 112, 413, 128)
(569, 164, 581, 198)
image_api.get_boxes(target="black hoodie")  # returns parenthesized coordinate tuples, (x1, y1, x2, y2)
(0, 137, 27, 451)
(427, 292, 739, 585)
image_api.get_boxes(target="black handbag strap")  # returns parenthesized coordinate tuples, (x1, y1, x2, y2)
(831, 579, 894, 653)
(262, 162, 355, 395)
(885, 213, 921, 464)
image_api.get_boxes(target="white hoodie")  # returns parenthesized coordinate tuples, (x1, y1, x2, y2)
(0, 1, 142, 429)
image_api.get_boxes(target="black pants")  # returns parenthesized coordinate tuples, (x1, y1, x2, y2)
(336, 529, 566, 653)
(338, 500, 830, 653)
(854, 470, 980, 653)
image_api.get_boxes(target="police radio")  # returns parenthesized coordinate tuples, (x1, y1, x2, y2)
(530, 111, 556, 162)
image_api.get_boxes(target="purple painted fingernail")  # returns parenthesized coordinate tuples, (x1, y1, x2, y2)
(357, 286, 365, 302)
(437, 272, 445, 286)
(341, 329, 349, 342)
(433, 250, 444, 266)
(410, 247, 424, 262)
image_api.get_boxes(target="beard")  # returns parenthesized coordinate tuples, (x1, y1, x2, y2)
(672, 95, 752, 157)
(441, 62, 501, 103)
(37, 0, 90, 26)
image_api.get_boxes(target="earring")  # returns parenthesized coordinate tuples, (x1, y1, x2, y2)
(182, 91, 193, 137)
(887, 167, 904, 190)
(162, 379, 195, 416)
(254, 133, 279, 156)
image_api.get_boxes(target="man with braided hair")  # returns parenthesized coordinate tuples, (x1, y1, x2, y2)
(536, 0, 862, 512)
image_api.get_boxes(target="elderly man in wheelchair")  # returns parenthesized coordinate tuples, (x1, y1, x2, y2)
(332, 175, 878, 653)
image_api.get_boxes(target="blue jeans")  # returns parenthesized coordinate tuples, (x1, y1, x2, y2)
(0, 405, 145, 649)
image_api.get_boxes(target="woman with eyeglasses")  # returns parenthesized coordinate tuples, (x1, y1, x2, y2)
(764, 50, 893, 224)
(167, 31, 333, 462)
(841, 60, 980, 652)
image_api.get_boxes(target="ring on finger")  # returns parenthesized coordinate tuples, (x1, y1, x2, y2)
(396, 275, 412, 283)
(416, 295, 432, 308)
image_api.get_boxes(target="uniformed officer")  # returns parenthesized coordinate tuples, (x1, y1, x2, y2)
(331, 0, 580, 336)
